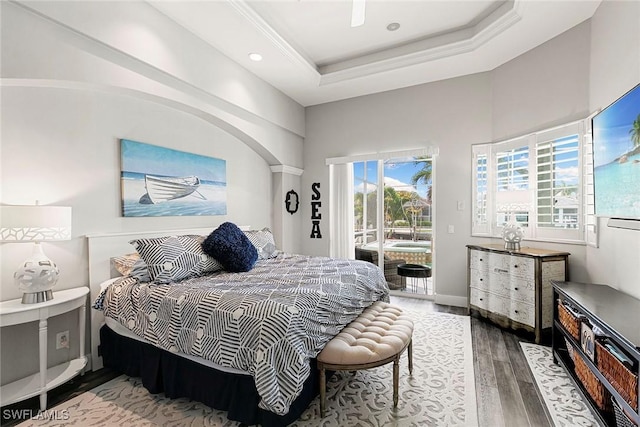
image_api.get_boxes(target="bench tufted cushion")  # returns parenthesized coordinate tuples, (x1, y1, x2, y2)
(318, 301, 414, 366)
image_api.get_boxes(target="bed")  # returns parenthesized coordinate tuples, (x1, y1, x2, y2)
(88, 227, 389, 426)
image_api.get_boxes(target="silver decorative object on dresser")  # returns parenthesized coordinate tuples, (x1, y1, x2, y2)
(466, 244, 569, 343)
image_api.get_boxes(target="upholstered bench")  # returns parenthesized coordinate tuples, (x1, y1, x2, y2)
(317, 301, 414, 417)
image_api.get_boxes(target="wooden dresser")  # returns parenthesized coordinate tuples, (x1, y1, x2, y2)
(466, 244, 569, 343)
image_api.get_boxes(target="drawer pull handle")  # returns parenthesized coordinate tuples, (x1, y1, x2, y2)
(479, 278, 483, 281)
(479, 258, 483, 262)
(514, 265, 518, 268)
(514, 287, 519, 291)
(479, 298, 483, 301)
(514, 310, 519, 314)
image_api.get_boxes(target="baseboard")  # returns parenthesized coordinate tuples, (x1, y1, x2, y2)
(84, 352, 94, 372)
(435, 294, 468, 308)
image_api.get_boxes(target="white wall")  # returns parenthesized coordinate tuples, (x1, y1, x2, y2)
(0, 85, 276, 383)
(0, 1, 304, 383)
(0, 0, 307, 296)
(491, 21, 591, 141)
(1, 0, 306, 252)
(586, 0, 640, 299)
(1, 86, 274, 295)
(4, 1, 305, 148)
(303, 73, 493, 306)
(301, 18, 608, 305)
(483, 21, 592, 282)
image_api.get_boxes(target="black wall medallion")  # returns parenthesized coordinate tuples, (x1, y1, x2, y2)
(285, 189, 299, 215)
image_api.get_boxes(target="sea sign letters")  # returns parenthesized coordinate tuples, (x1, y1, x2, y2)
(310, 182, 322, 238)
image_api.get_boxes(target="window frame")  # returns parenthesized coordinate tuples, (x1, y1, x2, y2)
(472, 120, 594, 245)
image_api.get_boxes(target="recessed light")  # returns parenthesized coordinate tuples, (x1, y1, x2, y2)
(387, 22, 400, 32)
(248, 53, 263, 62)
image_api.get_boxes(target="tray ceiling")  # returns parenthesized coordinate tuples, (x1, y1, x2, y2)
(151, 1, 600, 106)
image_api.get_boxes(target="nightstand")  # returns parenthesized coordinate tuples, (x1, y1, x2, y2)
(0, 287, 89, 410)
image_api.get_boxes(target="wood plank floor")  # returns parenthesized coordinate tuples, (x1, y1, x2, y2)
(0, 296, 551, 427)
(390, 295, 551, 427)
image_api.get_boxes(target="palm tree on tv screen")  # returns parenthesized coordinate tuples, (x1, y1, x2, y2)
(630, 114, 640, 147)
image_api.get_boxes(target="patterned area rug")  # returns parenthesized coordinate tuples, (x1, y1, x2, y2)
(18, 311, 477, 427)
(520, 342, 598, 427)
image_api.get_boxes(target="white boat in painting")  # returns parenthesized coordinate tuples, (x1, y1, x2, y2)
(143, 174, 202, 204)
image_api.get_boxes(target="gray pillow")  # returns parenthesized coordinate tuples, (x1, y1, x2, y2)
(244, 228, 278, 260)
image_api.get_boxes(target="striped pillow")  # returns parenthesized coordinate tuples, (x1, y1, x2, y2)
(129, 235, 222, 284)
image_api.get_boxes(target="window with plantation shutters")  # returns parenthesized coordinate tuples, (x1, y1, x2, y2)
(494, 140, 532, 234)
(472, 146, 489, 235)
(472, 119, 596, 244)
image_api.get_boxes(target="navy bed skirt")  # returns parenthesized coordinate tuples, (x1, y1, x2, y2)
(99, 325, 320, 426)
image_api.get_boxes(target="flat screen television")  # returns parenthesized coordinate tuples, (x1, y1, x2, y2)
(592, 83, 640, 225)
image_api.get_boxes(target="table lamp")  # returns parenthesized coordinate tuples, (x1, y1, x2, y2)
(0, 204, 72, 303)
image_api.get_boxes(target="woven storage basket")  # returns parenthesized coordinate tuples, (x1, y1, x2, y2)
(575, 353, 612, 412)
(612, 398, 638, 427)
(564, 336, 575, 361)
(558, 301, 581, 340)
(597, 340, 638, 411)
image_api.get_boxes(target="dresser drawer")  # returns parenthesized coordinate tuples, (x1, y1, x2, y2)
(510, 300, 535, 327)
(469, 249, 490, 271)
(485, 271, 534, 300)
(469, 268, 490, 291)
(509, 279, 535, 304)
(489, 253, 534, 279)
(470, 287, 490, 311)
(470, 288, 511, 317)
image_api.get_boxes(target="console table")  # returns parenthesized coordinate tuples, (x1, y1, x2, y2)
(0, 287, 89, 410)
(553, 281, 640, 426)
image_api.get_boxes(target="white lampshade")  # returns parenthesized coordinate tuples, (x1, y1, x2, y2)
(0, 205, 72, 304)
(0, 205, 72, 242)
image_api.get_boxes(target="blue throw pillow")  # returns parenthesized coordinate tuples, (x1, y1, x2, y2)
(202, 222, 258, 272)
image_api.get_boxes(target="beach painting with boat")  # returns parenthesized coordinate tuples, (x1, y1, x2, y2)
(120, 139, 227, 217)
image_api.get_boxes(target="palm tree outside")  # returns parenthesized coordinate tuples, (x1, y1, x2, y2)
(410, 156, 433, 202)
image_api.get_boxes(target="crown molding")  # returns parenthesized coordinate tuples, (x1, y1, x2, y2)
(319, 1, 523, 85)
(227, 0, 320, 81)
(270, 165, 304, 176)
(231, 0, 522, 87)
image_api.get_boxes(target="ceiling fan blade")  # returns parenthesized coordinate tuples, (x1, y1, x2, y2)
(351, 0, 366, 27)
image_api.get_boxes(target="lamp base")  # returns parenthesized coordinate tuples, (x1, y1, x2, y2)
(21, 290, 54, 304)
(504, 241, 521, 251)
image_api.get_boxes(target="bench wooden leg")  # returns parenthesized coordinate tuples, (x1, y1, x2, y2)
(393, 356, 399, 407)
(319, 364, 326, 417)
(408, 338, 413, 375)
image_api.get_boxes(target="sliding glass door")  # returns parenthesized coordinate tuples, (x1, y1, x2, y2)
(353, 156, 434, 297)
(353, 161, 379, 247)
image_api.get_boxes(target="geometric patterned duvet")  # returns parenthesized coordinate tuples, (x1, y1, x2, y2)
(97, 253, 389, 415)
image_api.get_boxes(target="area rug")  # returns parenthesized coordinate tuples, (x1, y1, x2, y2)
(520, 342, 598, 427)
(18, 311, 477, 427)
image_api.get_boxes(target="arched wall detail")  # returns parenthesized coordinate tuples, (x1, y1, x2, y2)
(2, 78, 286, 166)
